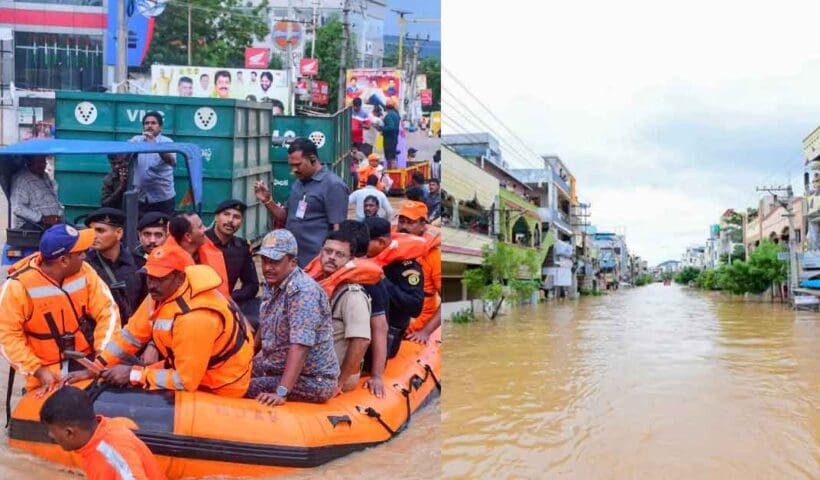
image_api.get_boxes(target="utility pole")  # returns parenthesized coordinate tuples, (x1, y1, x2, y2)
(337, 0, 350, 111)
(392, 9, 411, 68)
(757, 185, 799, 306)
(116, 0, 127, 92)
(310, 0, 319, 59)
(187, 4, 192, 65)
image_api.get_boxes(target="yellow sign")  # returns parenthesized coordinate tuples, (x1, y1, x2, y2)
(431, 111, 441, 136)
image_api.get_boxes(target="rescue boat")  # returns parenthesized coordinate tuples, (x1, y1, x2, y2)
(7, 329, 441, 478)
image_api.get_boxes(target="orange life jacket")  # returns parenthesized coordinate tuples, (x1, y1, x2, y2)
(164, 235, 230, 299)
(372, 232, 429, 267)
(1, 254, 118, 375)
(99, 265, 252, 397)
(304, 256, 384, 298)
(76, 415, 166, 480)
(357, 165, 385, 191)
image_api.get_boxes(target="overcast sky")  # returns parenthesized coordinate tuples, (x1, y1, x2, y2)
(442, 0, 820, 265)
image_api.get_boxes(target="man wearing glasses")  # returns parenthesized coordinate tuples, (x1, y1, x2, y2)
(129, 111, 176, 215)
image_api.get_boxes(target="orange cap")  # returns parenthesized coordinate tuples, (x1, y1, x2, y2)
(367, 153, 380, 161)
(140, 245, 194, 278)
(398, 200, 428, 221)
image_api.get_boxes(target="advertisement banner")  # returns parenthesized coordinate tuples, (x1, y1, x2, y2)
(245, 47, 270, 69)
(420, 89, 433, 106)
(311, 80, 329, 105)
(105, 0, 155, 66)
(345, 68, 403, 112)
(150, 65, 288, 109)
(300, 58, 319, 76)
(416, 74, 427, 91)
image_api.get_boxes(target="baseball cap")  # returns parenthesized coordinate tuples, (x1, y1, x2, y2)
(364, 217, 391, 240)
(140, 245, 194, 277)
(398, 200, 428, 221)
(367, 153, 380, 161)
(85, 207, 125, 228)
(40, 224, 95, 261)
(255, 229, 297, 261)
(215, 199, 247, 215)
(408, 147, 418, 154)
(137, 212, 170, 231)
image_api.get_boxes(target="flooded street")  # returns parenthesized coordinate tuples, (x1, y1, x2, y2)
(443, 284, 820, 479)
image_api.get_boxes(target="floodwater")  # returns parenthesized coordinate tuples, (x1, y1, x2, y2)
(0, 369, 439, 480)
(443, 284, 820, 479)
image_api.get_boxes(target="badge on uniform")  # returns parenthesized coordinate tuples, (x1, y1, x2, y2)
(408, 274, 420, 286)
(296, 195, 307, 219)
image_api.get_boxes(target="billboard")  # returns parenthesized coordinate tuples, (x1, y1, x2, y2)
(245, 47, 270, 69)
(345, 68, 402, 112)
(105, 0, 155, 67)
(150, 65, 288, 110)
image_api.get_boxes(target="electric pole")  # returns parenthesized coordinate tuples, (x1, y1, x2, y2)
(392, 9, 412, 68)
(337, 0, 350, 110)
(310, 0, 319, 59)
(187, 4, 192, 65)
(116, 0, 127, 92)
(756, 185, 799, 306)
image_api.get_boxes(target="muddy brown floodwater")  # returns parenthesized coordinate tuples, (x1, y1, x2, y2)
(443, 283, 819, 479)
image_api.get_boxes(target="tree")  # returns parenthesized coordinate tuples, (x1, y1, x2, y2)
(144, 1, 269, 68)
(419, 56, 440, 111)
(306, 17, 355, 112)
(674, 266, 701, 285)
(716, 240, 786, 295)
(462, 244, 540, 319)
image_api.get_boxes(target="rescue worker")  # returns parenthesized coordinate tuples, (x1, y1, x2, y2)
(364, 217, 425, 358)
(357, 153, 384, 190)
(40, 386, 165, 480)
(78, 245, 253, 397)
(0, 224, 119, 397)
(204, 199, 259, 305)
(165, 211, 230, 298)
(304, 230, 383, 393)
(338, 219, 390, 398)
(132, 212, 169, 264)
(85, 207, 147, 324)
(397, 201, 442, 344)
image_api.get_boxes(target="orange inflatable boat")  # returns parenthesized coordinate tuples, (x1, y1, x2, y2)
(7, 329, 441, 478)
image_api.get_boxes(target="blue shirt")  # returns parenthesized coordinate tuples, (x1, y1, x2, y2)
(255, 268, 340, 380)
(130, 133, 175, 203)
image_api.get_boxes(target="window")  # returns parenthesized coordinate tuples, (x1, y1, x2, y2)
(14, 32, 104, 91)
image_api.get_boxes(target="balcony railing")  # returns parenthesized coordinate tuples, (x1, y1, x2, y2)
(553, 171, 571, 194)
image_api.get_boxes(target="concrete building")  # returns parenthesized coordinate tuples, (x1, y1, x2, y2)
(682, 245, 706, 269)
(657, 260, 682, 274)
(744, 194, 804, 254)
(590, 232, 626, 289)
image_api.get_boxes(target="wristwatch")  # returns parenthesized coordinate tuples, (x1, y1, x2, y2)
(276, 385, 289, 398)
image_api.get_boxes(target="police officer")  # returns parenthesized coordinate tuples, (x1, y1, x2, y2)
(133, 211, 170, 265)
(364, 217, 424, 359)
(205, 199, 259, 305)
(85, 208, 146, 324)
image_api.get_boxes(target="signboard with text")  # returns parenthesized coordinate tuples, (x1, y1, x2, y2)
(300, 58, 319, 76)
(245, 47, 270, 69)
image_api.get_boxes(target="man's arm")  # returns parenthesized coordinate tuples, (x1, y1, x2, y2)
(278, 344, 309, 392)
(10, 177, 42, 224)
(380, 192, 394, 219)
(85, 268, 121, 353)
(325, 179, 350, 230)
(338, 291, 371, 391)
(383, 267, 425, 318)
(231, 248, 260, 303)
(254, 181, 287, 223)
(0, 281, 43, 375)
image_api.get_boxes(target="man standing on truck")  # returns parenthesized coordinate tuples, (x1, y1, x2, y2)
(129, 112, 176, 215)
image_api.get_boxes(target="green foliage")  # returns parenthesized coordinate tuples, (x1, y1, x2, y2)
(634, 274, 654, 286)
(419, 56, 440, 111)
(675, 267, 701, 285)
(304, 17, 355, 111)
(145, 1, 269, 67)
(695, 269, 721, 290)
(461, 244, 542, 317)
(716, 240, 786, 294)
(661, 271, 675, 281)
(450, 309, 474, 324)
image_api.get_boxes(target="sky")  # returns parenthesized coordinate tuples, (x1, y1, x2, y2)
(384, 0, 441, 41)
(442, 0, 820, 265)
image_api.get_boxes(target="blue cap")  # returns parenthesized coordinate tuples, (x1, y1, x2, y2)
(40, 224, 95, 261)
(255, 229, 297, 261)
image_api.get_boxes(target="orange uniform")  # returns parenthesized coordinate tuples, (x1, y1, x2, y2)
(96, 265, 253, 397)
(163, 235, 230, 299)
(408, 228, 442, 333)
(372, 232, 429, 267)
(304, 256, 384, 297)
(0, 253, 119, 389)
(77, 415, 165, 480)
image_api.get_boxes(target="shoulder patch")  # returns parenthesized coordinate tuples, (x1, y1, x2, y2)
(406, 272, 421, 286)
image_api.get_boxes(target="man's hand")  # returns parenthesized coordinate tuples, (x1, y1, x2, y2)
(364, 375, 385, 398)
(101, 365, 133, 386)
(60, 369, 96, 386)
(142, 131, 156, 143)
(33, 367, 60, 398)
(41, 215, 63, 225)
(255, 392, 286, 407)
(406, 330, 431, 344)
(254, 180, 272, 203)
(140, 344, 160, 365)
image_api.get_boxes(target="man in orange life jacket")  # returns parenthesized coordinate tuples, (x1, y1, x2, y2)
(364, 217, 425, 358)
(40, 386, 165, 480)
(0, 224, 119, 395)
(76, 245, 253, 398)
(304, 229, 382, 393)
(164, 211, 230, 299)
(397, 201, 442, 344)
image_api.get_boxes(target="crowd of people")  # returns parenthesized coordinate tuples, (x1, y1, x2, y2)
(0, 111, 442, 478)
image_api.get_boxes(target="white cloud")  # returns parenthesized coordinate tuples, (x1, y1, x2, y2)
(443, 0, 820, 264)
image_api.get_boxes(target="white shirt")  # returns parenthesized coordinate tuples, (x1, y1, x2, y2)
(348, 185, 393, 221)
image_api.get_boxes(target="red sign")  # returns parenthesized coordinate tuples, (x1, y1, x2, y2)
(272, 21, 302, 50)
(300, 58, 319, 76)
(244, 47, 270, 69)
(311, 80, 329, 105)
(420, 89, 433, 106)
